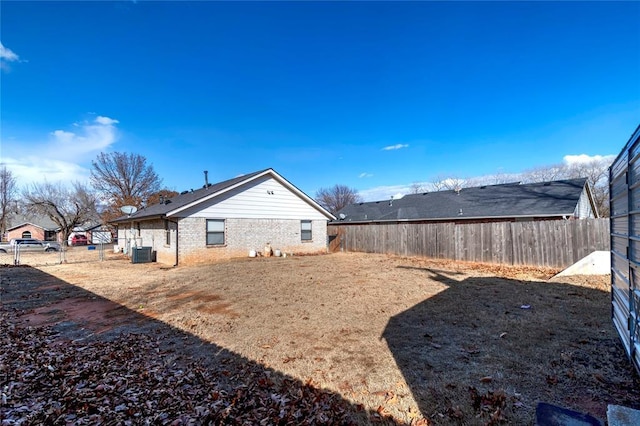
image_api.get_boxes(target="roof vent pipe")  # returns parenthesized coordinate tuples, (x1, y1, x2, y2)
(204, 170, 209, 188)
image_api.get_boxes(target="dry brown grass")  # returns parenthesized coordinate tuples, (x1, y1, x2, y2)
(3, 251, 638, 425)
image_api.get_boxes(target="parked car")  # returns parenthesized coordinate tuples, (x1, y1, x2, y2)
(71, 234, 88, 246)
(0, 239, 61, 253)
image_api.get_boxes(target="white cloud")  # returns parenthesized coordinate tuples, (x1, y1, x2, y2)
(3, 156, 89, 186)
(2, 116, 120, 186)
(95, 116, 119, 125)
(0, 42, 21, 72)
(358, 172, 373, 178)
(51, 130, 76, 144)
(382, 143, 409, 151)
(563, 154, 615, 166)
(47, 116, 120, 154)
(0, 42, 19, 61)
(359, 184, 413, 201)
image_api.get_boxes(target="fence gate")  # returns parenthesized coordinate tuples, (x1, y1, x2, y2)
(610, 124, 640, 375)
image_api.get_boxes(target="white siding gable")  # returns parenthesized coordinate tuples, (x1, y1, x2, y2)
(573, 186, 595, 218)
(178, 175, 328, 220)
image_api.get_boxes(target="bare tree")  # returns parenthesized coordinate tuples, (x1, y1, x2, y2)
(315, 184, 362, 215)
(461, 173, 518, 189)
(146, 189, 180, 207)
(23, 182, 99, 242)
(98, 188, 179, 224)
(566, 159, 611, 217)
(432, 175, 467, 192)
(520, 164, 567, 184)
(0, 166, 18, 240)
(520, 158, 612, 216)
(409, 182, 428, 194)
(419, 159, 611, 215)
(489, 171, 513, 185)
(90, 152, 162, 222)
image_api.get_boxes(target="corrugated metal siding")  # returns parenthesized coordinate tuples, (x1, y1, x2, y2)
(610, 124, 640, 374)
(179, 175, 329, 220)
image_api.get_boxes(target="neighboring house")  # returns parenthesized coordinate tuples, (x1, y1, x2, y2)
(6, 215, 61, 242)
(86, 224, 114, 244)
(335, 178, 598, 224)
(67, 224, 114, 245)
(110, 168, 335, 266)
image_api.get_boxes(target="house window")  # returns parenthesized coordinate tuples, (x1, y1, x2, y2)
(301, 220, 312, 241)
(22, 231, 32, 238)
(164, 220, 171, 245)
(206, 219, 225, 245)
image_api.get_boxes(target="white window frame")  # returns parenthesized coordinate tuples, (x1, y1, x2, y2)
(206, 219, 225, 246)
(301, 220, 312, 241)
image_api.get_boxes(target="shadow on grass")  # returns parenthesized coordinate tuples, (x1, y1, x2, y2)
(1, 265, 398, 425)
(383, 267, 640, 424)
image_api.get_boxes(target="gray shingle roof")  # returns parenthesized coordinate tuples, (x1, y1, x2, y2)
(7, 214, 61, 231)
(110, 169, 269, 223)
(336, 178, 589, 223)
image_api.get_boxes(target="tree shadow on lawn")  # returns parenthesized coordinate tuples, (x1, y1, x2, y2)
(1, 265, 399, 425)
(383, 266, 640, 425)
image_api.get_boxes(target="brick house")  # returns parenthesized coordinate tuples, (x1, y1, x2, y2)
(110, 168, 335, 266)
(6, 215, 61, 242)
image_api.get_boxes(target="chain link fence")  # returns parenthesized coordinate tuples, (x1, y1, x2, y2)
(0, 241, 120, 267)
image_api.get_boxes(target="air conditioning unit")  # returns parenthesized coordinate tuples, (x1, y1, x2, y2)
(131, 246, 153, 263)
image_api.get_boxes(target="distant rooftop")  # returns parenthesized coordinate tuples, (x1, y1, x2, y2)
(7, 214, 61, 231)
(336, 178, 590, 223)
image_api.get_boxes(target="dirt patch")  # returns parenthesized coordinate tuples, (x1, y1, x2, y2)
(24, 297, 134, 332)
(2, 252, 638, 425)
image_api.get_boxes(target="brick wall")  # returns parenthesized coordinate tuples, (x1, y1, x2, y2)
(116, 219, 177, 265)
(178, 217, 328, 265)
(7, 225, 46, 241)
(116, 217, 328, 266)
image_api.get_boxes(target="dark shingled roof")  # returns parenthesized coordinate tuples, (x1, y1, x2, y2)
(110, 169, 269, 223)
(336, 178, 589, 223)
(8, 214, 61, 231)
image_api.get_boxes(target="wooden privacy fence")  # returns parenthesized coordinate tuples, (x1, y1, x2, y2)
(328, 218, 610, 269)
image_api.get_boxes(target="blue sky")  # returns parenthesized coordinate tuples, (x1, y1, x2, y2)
(1, 1, 638, 201)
